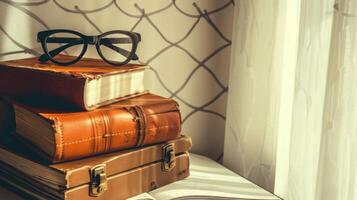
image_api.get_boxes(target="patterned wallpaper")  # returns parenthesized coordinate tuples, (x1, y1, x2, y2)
(0, 0, 234, 160)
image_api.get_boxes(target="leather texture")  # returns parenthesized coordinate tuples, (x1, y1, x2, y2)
(13, 93, 182, 163)
(0, 136, 192, 200)
(54, 136, 191, 188)
(66, 154, 189, 200)
(0, 154, 189, 200)
(0, 55, 145, 110)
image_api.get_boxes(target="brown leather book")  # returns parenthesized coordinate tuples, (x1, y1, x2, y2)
(1, 93, 181, 163)
(0, 55, 146, 110)
(0, 136, 191, 200)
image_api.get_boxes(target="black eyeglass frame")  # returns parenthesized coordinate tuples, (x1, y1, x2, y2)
(37, 29, 141, 66)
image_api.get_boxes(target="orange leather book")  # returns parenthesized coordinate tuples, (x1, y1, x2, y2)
(0, 55, 146, 111)
(2, 93, 181, 163)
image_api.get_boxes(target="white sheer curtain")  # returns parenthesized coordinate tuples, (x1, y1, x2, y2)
(223, 0, 357, 199)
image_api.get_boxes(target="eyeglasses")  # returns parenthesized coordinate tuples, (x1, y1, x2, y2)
(37, 29, 141, 66)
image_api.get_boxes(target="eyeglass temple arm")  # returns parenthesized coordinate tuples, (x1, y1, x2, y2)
(100, 37, 139, 60)
(100, 41, 139, 60)
(38, 39, 83, 62)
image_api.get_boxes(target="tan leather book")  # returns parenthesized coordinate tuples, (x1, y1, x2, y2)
(1, 93, 181, 163)
(0, 136, 191, 200)
(0, 55, 146, 111)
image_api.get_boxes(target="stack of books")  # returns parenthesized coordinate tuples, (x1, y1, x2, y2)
(0, 55, 191, 200)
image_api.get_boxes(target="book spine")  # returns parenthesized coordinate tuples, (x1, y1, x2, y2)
(0, 65, 87, 110)
(49, 102, 181, 162)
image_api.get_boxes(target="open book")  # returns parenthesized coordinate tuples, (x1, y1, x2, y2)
(130, 154, 281, 200)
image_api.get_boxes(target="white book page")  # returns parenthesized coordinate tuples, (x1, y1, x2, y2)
(128, 192, 157, 200)
(147, 154, 280, 200)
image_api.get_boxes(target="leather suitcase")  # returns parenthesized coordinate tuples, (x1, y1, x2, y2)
(0, 136, 191, 200)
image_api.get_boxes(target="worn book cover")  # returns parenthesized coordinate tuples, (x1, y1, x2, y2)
(0, 55, 146, 110)
(0, 136, 191, 200)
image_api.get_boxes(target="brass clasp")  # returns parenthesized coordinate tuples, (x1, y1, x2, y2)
(90, 164, 108, 197)
(162, 143, 176, 172)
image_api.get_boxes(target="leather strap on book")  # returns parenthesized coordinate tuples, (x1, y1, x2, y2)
(132, 106, 147, 147)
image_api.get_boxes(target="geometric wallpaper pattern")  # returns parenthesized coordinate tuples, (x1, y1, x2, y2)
(0, 0, 234, 160)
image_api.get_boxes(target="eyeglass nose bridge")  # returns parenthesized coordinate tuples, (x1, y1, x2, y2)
(86, 36, 99, 45)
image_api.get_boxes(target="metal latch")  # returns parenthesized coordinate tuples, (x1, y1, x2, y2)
(90, 164, 108, 197)
(162, 143, 176, 172)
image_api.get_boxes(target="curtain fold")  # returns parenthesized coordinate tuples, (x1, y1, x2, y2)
(224, 0, 357, 199)
(316, 0, 357, 199)
(223, 0, 282, 191)
(284, 0, 335, 199)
